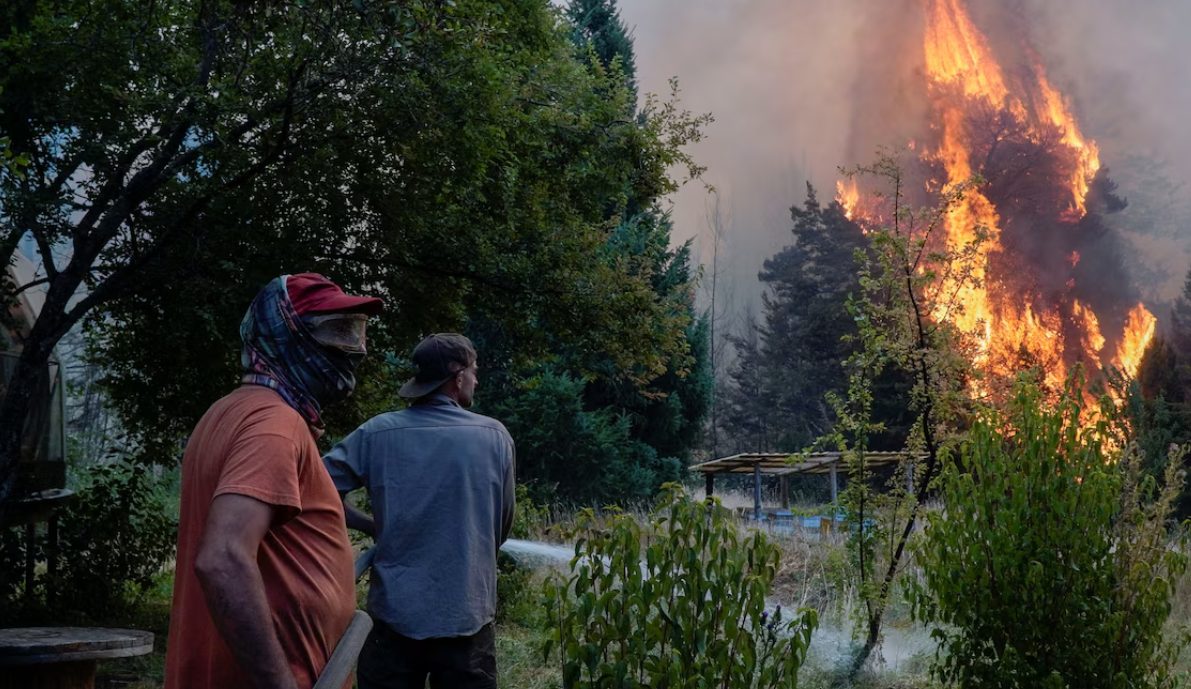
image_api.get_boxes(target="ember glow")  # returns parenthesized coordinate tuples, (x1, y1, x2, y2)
(837, 0, 1155, 394)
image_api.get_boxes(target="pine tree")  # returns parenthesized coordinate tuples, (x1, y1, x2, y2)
(566, 0, 637, 102)
(721, 184, 871, 451)
(1134, 267, 1191, 517)
(721, 315, 775, 453)
(473, 4, 710, 502)
(1169, 267, 1191, 391)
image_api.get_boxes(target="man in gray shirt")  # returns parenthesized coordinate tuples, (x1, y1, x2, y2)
(324, 333, 515, 689)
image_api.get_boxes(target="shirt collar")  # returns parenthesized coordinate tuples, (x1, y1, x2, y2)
(416, 392, 461, 408)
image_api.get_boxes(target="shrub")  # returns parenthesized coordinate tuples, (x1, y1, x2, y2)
(497, 550, 539, 625)
(544, 484, 817, 688)
(488, 369, 677, 504)
(910, 380, 1189, 689)
(511, 482, 550, 541)
(49, 461, 177, 618)
(0, 518, 29, 607)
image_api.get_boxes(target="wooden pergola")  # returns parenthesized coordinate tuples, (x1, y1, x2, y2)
(689, 452, 914, 520)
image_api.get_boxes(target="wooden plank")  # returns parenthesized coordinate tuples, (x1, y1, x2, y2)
(752, 465, 762, 521)
(0, 629, 153, 666)
(690, 452, 919, 476)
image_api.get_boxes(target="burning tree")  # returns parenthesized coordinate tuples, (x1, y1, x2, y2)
(840, 0, 1156, 402)
(826, 0, 1171, 674)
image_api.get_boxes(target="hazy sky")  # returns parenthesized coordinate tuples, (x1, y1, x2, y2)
(618, 0, 1191, 315)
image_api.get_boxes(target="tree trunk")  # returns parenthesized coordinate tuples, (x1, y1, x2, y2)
(849, 618, 882, 677)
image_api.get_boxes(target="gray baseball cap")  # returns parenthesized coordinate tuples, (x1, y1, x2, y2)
(397, 333, 477, 399)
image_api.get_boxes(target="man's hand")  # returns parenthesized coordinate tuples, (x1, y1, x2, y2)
(195, 494, 299, 689)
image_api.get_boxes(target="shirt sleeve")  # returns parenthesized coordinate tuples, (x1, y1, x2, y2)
(323, 426, 368, 495)
(499, 430, 516, 545)
(213, 430, 303, 523)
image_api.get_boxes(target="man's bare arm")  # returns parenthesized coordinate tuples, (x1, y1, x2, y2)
(195, 494, 297, 689)
(339, 491, 376, 537)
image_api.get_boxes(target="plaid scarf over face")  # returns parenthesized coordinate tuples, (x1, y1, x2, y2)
(240, 276, 357, 432)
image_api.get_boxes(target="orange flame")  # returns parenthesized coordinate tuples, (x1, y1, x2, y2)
(1071, 299, 1106, 355)
(924, 0, 1100, 219)
(1034, 67, 1101, 217)
(923, 0, 1009, 106)
(1113, 304, 1157, 379)
(836, 179, 860, 220)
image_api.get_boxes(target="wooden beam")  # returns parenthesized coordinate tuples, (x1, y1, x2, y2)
(753, 464, 762, 521)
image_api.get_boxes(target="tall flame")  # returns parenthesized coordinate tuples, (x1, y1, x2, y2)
(1034, 68, 1101, 217)
(836, 179, 860, 220)
(1113, 304, 1158, 379)
(923, 0, 1009, 106)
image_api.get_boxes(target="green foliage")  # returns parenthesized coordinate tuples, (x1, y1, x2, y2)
(468, 41, 711, 503)
(497, 551, 538, 626)
(498, 486, 550, 626)
(1133, 269, 1191, 518)
(543, 485, 817, 688)
(910, 379, 1190, 689)
(573, 210, 713, 476)
(1, 0, 709, 463)
(0, 515, 27, 605)
(52, 461, 177, 618)
(511, 482, 550, 541)
(0, 460, 177, 620)
(477, 213, 710, 506)
(0, 88, 26, 181)
(1131, 343, 1191, 519)
(567, 0, 637, 102)
(487, 368, 681, 504)
(818, 153, 982, 672)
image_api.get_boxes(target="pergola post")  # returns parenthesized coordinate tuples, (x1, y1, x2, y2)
(906, 461, 915, 495)
(829, 463, 839, 504)
(704, 472, 715, 500)
(753, 463, 762, 521)
(779, 476, 789, 509)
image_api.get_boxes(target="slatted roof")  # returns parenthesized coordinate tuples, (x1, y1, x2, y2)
(689, 452, 911, 476)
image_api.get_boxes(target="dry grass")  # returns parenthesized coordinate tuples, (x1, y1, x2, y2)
(497, 621, 559, 689)
(769, 528, 855, 617)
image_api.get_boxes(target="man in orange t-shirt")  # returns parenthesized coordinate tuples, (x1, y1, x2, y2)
(165, 274, 383, 689)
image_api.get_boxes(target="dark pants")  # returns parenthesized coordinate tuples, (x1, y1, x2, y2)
(357, 621, 497, 689)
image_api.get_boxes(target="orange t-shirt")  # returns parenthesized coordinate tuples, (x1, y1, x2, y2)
(164, 385, 356, 689)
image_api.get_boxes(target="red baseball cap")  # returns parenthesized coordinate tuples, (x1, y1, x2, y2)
(285, 273, 384, 316)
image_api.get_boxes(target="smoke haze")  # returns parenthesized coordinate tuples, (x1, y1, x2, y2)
(619, 0, 1191, 316)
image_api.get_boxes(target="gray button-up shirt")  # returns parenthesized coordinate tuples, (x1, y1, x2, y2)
(323, 394, 515, 639)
